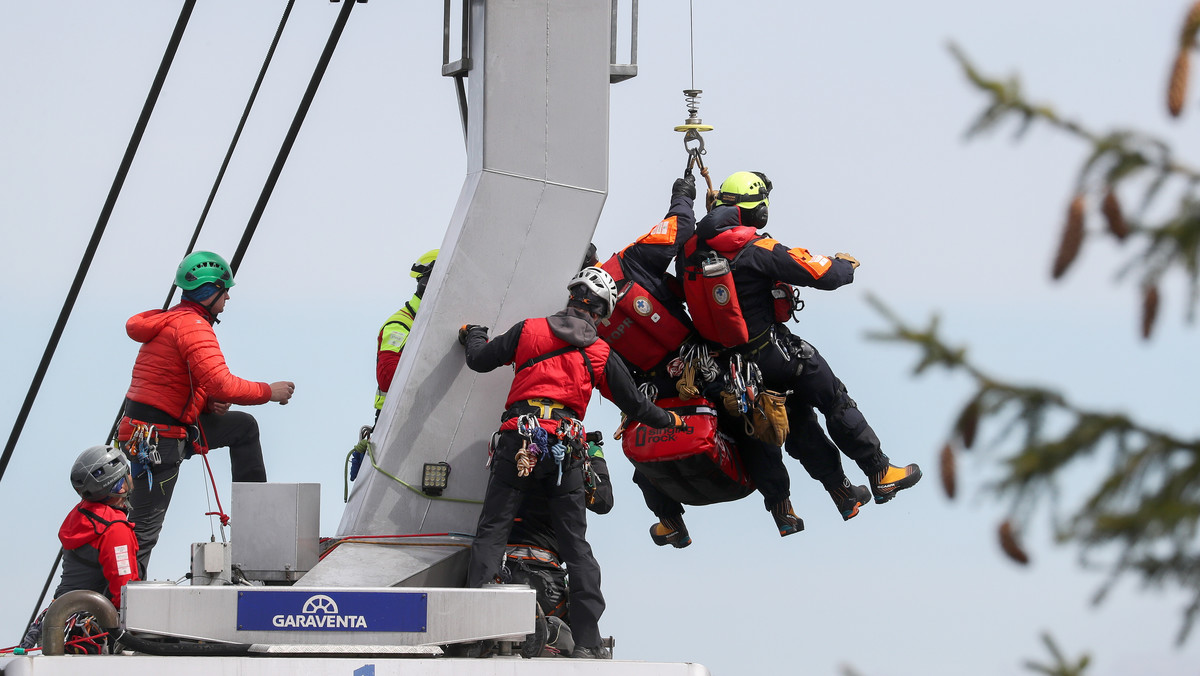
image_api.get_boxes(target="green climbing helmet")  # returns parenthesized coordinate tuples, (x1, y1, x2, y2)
(717, 171, 771, 210)
(175, 251, 235, 291)
(410, 249, 439, 279)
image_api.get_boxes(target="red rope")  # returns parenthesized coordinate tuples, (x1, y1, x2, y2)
(199, 452, 230, 527)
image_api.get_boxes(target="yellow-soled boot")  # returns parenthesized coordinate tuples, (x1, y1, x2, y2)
(649, 514, 692, 549)
(870, 462, 922, 504)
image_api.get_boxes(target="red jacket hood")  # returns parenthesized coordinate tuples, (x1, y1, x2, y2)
(59, 500, 132, 551)
(127, 301, 211, 344)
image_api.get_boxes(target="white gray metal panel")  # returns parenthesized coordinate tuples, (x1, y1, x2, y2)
(335, 0, 613, 554)
(232, 483, 320, 580)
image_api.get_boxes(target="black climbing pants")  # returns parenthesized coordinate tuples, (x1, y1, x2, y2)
(127, 409, 265, 577)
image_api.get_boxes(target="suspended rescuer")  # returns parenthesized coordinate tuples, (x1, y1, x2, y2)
(678, 171, 921, 510)
(22, 445, 139, 653)
(458, 266, 687, 660)
(120, 251, 294, 575)
(595, 173, 801, 546)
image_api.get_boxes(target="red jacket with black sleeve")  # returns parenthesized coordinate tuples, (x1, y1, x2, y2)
(55, 501, 139, 608)
(124, 301, 271, 424)
(463, 309, 674, 434)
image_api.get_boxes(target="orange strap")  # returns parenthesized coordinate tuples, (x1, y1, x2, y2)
(117, 416, 189, 441)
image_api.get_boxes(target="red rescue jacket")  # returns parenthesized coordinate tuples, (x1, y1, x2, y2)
(124, 301, 271, 424)
(58, 501, 139, 608)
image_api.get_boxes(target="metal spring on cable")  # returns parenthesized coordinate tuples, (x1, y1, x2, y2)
(683, 89, 703, 125)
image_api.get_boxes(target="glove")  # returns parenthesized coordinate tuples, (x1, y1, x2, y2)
(458, 324, 485, 345)
(672, 174, 696, 200)
(666, 411, 688, 430)
(834, 252, 860, 269)
(349, 449, 364, 481)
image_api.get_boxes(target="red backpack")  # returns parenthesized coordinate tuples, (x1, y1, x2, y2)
(595, 254, 693, 372)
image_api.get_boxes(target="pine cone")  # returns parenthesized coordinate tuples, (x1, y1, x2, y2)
(1052, 195, 1086, 279)
(1182, 0, 1200, 47)
(1169, 50, 1190, 118)
(1102, 188, 1129, 240)
(998, 520, 1030, 565)
(939, 442, 957, 500)
(1141, 284, 1160, 340)
(955, 397, 980, 449)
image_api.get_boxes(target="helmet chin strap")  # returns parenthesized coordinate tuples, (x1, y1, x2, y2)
(194, 285, 226, 324)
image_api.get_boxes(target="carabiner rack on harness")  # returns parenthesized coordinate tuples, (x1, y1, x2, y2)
(550, 418, 586, 486)
(123, 423, 161, 489)
(674, 89, 717, 210)
(515, 413, 544, 478)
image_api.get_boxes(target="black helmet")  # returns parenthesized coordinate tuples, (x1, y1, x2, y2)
(70, 445, 129, 502)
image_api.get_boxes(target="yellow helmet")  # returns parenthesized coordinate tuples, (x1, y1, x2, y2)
(410, 249, 439, 278)
(716, 171, 771, 210)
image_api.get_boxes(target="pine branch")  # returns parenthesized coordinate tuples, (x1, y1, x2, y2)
(949, 43, 1200, 333)
(868, 294, 1200, 642)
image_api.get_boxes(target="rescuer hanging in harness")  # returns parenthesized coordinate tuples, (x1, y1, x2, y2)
(595, 173, 802, 546)
(678, 171, 922, 510)
(120, 251, 295, 575)
(22, 445, 140, 654)
(458, 266, 686, 660)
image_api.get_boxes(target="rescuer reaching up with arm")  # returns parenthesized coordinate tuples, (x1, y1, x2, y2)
(458, 266, 686, 660)
(120, 251, 294, 576)
(678, 171, 921, 512)
(374, 249, 439, 419)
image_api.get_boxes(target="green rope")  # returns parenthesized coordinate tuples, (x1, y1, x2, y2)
(344, 436, 483, 505)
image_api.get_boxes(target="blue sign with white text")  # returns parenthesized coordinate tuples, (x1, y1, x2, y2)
(236, 590, 427, 632)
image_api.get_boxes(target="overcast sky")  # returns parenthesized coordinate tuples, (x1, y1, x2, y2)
(2, 2, 1199, 674)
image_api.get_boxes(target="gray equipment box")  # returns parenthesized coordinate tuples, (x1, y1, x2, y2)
(232, 483, 320, 582)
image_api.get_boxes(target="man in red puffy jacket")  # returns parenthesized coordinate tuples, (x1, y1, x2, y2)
(121, 251, 294, 575)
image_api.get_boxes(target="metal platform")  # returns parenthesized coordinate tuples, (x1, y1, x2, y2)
(0, 656, 712, 676)
(122, 583, 534, 646)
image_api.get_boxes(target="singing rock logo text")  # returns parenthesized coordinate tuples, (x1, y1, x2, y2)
(634, 424, 694, 446)
(272, 594, 368, 629)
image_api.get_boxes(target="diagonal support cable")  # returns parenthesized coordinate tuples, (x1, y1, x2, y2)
(0, 0, 198, 486)
(230, 0, 359, 273)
